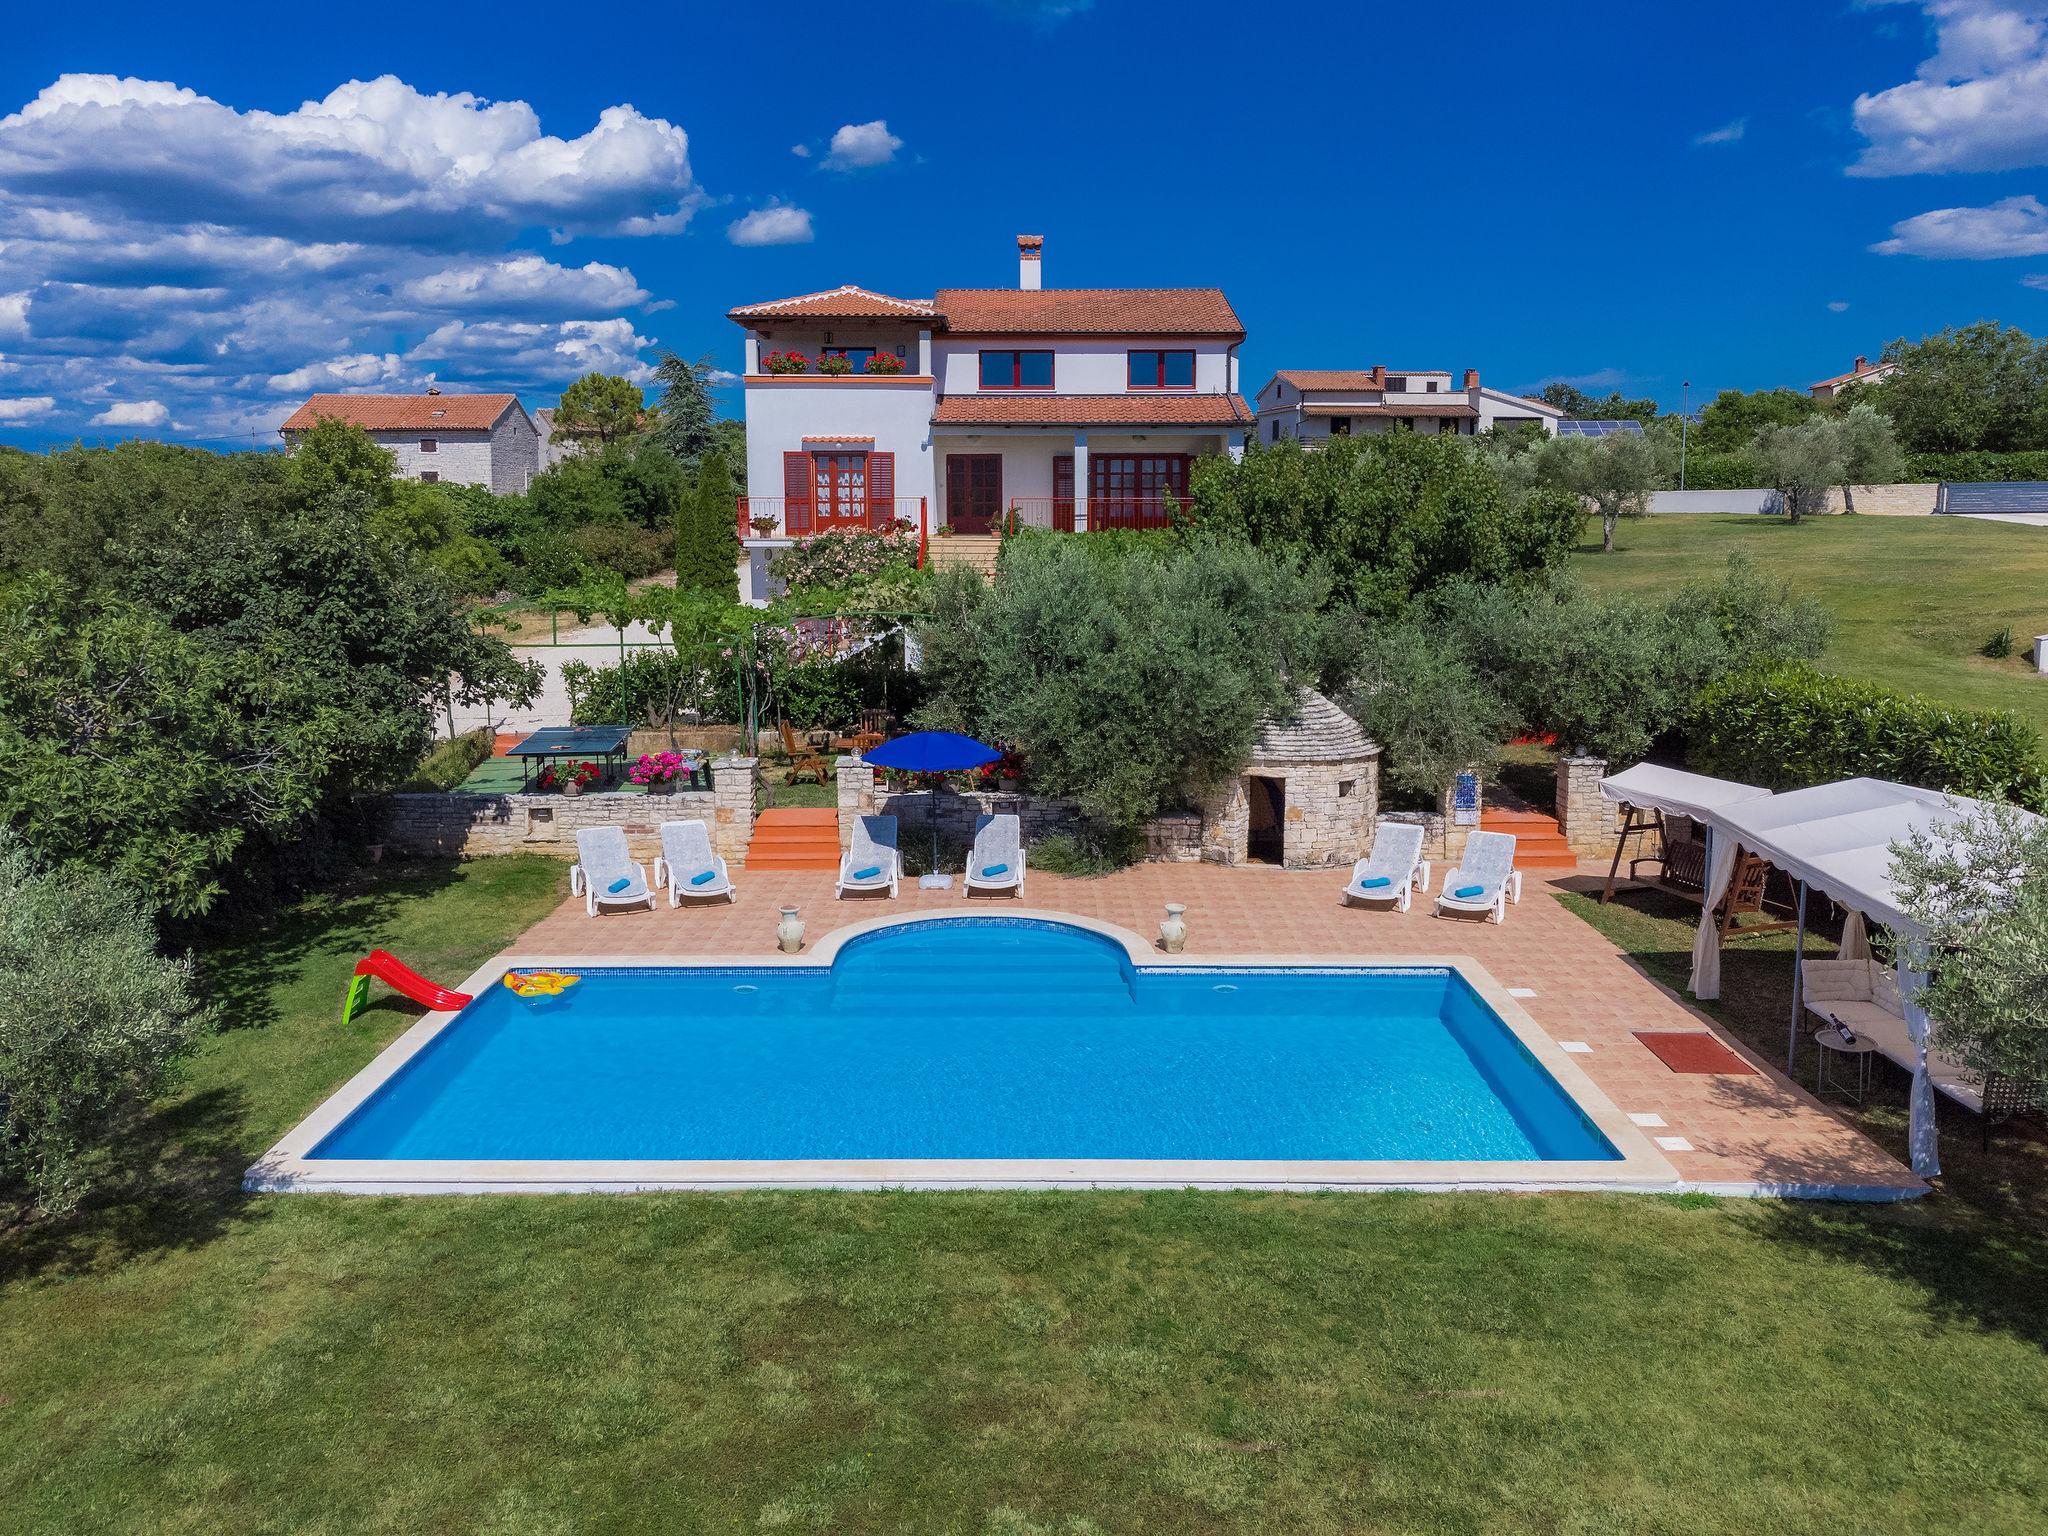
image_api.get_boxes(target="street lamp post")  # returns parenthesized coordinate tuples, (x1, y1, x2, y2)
(1679, 380, 1691, 493)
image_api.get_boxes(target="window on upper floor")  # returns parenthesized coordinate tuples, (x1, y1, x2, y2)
(419, 438, 438, 453)
(1328, 417, 1351, 436)
(1387, 376, 1408, 392)
(1269, 419, 1280, 441)
(1128, 350, 1195, 389)
(980, 350, 1054, 389)
(1427, 380, 1441, 393)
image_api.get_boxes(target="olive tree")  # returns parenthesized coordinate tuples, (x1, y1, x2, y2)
(1533, 429, 1658, 552)
(1890, 803, 2048, 1084)
(0, 831, 213, 1214)
(1829, 403, 1906, 514)
(1752, 417, 1841, 522)
(1338, 618, 1514, 798)
(913, 534, 1326, 828)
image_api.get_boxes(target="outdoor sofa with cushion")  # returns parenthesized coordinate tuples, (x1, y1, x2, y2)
(1433, 830, 1521, 924)
(1342, 821, 1429, 911)
(1802, 957, 2017, 1118)
(652, 819, 735, 906)
(569, 826, 655, 917)
(963, 813, 1024, 897)
(837, 815, 901, 899)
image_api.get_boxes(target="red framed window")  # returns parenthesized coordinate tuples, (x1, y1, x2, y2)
(1127, 350, 1195, 389)
(979, 350, 1054, 389)
(813, 451, 868, 522)
(1091, 453, 1190, 504)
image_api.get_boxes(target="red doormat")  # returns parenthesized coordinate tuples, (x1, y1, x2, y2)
(1632, 1031, 1758, 1075)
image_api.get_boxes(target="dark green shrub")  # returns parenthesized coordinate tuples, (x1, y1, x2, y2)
(564, 650, 742, 727)
(1983, 627, 2015, 660)
(1905, 450, 2048, 483)
(568, 524, 669, 580)
(1687, 663, 2047, 808)
(1027, 824, 1145, 877)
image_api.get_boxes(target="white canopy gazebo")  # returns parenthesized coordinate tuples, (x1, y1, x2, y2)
(1598, 763, 1772, 901)
(1687, 776, 2025, 1177)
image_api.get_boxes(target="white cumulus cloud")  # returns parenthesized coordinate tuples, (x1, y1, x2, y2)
(89, 398, 168, 426)
(727, 202, 814, 246)
(1693, 118, 1747, 145)
(0, 394, 56, 420)
(822, 119, 904, 170)
(1850, 1, 2048, 175)
(1873, 193, 2048, 256)
(2021, 272, 2048, 289)
(1828, 300, 1852, 311)
(0, 73, 709, 440)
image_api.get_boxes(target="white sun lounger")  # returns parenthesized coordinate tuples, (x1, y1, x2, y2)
(963, 813, 1025, 896)
(652, 819, 735, 906)
(837, 815, 901, 898)
(1342, 821, 1429, 911)
(1433, 829, 1522, 924)
(569, 826, 655, 917)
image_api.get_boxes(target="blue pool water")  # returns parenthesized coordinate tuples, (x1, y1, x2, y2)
(312, 919, 1618, 1163)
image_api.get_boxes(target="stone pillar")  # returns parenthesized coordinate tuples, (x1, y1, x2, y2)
(835, 755, 877, 850)
(1554, 755, 1615, 859)
(711, 755, 759, 863)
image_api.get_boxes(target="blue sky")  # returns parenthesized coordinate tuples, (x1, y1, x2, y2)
(2, 0, 2046, 447)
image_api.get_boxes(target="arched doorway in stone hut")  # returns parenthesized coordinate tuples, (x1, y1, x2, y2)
(1246, 776, 1286, 864)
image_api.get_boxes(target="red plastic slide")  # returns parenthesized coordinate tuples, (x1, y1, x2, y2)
(350, 949, 474, 1013)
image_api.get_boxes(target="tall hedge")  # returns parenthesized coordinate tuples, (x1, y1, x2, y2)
(1903, 450, 2048, 484)
(1687, 663, 2047, 808)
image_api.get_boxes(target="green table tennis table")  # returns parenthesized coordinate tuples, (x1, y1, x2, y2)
(505, 725, 633, 789)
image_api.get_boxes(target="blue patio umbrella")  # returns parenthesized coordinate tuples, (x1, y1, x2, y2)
(861, 731, 1001, 880)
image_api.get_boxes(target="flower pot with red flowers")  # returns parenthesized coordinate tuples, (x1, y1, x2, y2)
(560, 760, 602, 797)
(863, 352, 907, 376)
(815, 352, 854, 376)
(750, 515, 779, 537)
(761, 350, 810, 375)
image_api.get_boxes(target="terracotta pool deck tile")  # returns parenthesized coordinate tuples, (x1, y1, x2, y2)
(503, 859, 1923, 1199)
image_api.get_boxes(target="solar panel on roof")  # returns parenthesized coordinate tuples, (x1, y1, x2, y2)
(1559, 418, 1645, 437)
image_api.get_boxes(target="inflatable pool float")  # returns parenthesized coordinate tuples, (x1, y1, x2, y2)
(502, 969, 581, 999)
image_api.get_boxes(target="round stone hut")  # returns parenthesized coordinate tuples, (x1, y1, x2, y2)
(1200, 688, 1380, 868)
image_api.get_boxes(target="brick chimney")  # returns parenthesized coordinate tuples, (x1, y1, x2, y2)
(1018, 234, 1043, 291)
(1853, 354, 1868, 373)
(1370, 365, 1387, 389)
(1463, 368, 1479, 389)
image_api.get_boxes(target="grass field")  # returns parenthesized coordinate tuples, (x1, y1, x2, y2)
(1572, 515, 2048, 736)
(5, 859, 2048, 1534)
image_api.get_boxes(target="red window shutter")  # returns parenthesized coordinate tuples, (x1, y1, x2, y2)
(782, 451, 810, 501)
(868, 451, 894, 512)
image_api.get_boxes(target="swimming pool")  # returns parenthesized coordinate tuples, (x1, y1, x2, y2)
(251, 914, 1676, 1193)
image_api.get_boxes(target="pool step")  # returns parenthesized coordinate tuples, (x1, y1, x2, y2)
(1478, 808, 1580, 873)
(746, 808, 842, 871)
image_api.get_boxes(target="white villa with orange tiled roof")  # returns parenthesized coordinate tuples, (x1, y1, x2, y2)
(728, 235, 1252, 601)
(1808, 353, 1895, 401)
(1253, 368, 1563, 446)
(279, 388, 541, 495)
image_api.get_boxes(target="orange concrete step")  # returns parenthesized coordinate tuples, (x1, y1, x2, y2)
(745, 808, 841, 870)
(1479, 808, 1581, 871)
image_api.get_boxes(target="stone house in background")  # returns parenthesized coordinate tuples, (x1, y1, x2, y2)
(279, 388, 540, 495)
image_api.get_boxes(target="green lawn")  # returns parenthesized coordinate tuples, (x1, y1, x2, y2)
(1573, 515, 2048, 736)
(5, 860, 2048, 1533)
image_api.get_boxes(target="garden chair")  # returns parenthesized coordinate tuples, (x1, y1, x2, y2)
(1341, 821, 1429, 911)
(569, 826, 655, 917)
(1433, 830, 1521, 924)
(777, 719, 830, 785)
(836, 815, 901, 899)
(963, 813, 1025, 897)
(652, 819, 735, 906)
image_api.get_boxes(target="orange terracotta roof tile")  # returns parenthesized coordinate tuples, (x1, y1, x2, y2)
(933, 394, 1253, 427)
(727, 285, 938, 323)
(933, 288, 1244, 337)
(1303, 401, 1478, 419)
(279, 393, 518, 432)
(1273, 369, 1452, 390)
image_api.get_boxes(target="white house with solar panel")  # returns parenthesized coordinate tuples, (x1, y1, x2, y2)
(1557, 418, 1646, 438)
(1253, 369, 1561, 445)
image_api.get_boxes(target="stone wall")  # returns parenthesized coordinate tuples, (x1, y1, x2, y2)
(379, 755, 758, 864)
(1554, 755, 1615, 858)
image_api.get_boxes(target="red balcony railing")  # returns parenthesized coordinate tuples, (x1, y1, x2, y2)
(737, 496, 928, 566)
(1001, 495, 1187, 535)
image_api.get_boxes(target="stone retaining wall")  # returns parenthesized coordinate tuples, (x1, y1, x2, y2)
(379, 755, 759, 864)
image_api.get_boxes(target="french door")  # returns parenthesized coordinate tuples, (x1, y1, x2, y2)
(1089, 454, 1190, 530)
(946, 454, 1003, 535)
(813, 452, 868, 527)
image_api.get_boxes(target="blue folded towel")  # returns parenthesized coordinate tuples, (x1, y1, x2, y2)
(981, 863, 1009, 877)
(851, 865, 881, 881)
(688, 869, 718, 886)
(1453, 884, 1484, 899)
(606, 877, 632, 894)
(1358, 875, 1392, 889)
